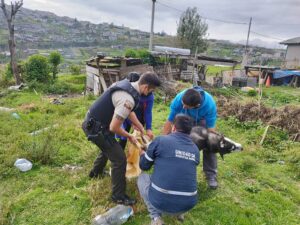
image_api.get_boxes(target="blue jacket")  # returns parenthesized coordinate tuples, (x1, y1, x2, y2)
(168, 87, 217, 128)
(140, 132, 200, 213)
(116, 93, 154, 140)
(134, 93, 154, 130)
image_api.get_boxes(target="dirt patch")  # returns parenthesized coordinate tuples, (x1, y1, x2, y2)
(217, 96, 300, 137)
(18, 103, 37, 112)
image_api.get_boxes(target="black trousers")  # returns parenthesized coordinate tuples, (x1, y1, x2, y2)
(82, 118, 127, 197)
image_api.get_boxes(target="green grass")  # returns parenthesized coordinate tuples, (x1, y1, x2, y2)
(0, 79, 299, 224)
(206, 65, 242, 77)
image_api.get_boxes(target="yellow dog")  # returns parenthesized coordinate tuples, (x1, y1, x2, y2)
(126, 130, 151, 178)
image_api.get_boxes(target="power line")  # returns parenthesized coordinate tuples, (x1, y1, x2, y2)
(253, 22, 300, 26)
(250, 31, 284, 41)
(157, 0, 248, 25)
(158, 0, 300, 27)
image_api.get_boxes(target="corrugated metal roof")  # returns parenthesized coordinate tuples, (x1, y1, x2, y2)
(280, 37, 300, 45)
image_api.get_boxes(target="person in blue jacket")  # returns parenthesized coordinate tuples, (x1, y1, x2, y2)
(138, 114, 199, 225)
(162, 86, 218, 189)
(117, 72, 154, 149)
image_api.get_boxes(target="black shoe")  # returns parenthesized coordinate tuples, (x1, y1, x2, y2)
(89, 169, 110, 179)
(89, 170, 99, 179)
(111, 194, 136, 205)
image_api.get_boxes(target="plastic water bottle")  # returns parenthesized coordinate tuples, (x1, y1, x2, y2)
(93, 205, 133, 225)
(11, 112, 21, 119)
(14, 158, 33, 172)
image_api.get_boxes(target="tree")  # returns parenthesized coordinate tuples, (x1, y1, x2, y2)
(69, 64, 81, 75)
(0, 0, 23, 85)
(177, 7, 208, 53)
(49, 51, 62, 79)
(24, 55, 50, 83)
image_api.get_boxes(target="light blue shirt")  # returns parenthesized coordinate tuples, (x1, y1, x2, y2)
(168, 87, 217, 128)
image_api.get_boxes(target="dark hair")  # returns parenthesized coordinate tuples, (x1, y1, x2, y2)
(174, 114, 193, 134)
(182, 89, 202, 107)
(138, 72, 161, 88)
(127, 72, 140, 82)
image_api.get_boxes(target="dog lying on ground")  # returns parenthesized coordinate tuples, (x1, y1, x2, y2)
(190, 126, 243, 158)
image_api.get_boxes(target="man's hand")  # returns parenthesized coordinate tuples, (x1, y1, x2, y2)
(128, 112, 145, 135)
(146, 129, 154, 139)
(128, 134, 138, 144)
(139, 149, 146, 156)
(162, 120, 172, 135)
(132, 123, 145, 135)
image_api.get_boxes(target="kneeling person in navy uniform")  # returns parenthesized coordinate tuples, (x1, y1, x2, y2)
(138, 114, 199, 225)
(82, 72, 161, 205)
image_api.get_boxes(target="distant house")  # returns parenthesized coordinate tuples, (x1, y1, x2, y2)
(280, 37, 300, 69)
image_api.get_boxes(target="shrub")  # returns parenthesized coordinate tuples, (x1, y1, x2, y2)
(69, 64, 81, 75)
(49, 51, 63, 79)
(24, 55, 50, 83)
(125, 48, 138, 58)
(247, 90, 257, 97)
(4, 63, 13, 80)
(137, 49, 150, 63)
(22, 129, 60, 165)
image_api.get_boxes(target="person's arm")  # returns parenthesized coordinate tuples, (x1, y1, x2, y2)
(205, 102, 217, 130)
(110, 115, 137, 144)
(110, 91, 138, 143)
(128, 111, 144, 134)
(162, 120, 173, 135)
(139, 137, 160, 171)
(144, 94, 154, 138)
(163, 95, 181, 134)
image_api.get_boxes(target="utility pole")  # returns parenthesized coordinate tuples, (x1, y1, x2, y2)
(242, 17, 252, 67)
(149, 0, 156, 51)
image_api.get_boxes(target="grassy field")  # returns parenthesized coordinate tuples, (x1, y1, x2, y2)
(0, 74, 299, 225)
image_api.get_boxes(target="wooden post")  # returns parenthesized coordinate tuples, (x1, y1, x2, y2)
(258, 69, 263, 110)
(260, 125, 270, 145)
(192, 47, 198, 86)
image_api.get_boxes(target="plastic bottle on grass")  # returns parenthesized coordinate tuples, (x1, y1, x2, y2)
(11, 112, 21, 119)
(14, 158, 32, 172)
(93, 205, 133, 225)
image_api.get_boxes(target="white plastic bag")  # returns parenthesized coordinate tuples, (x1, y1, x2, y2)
(14, 158, 33, 172)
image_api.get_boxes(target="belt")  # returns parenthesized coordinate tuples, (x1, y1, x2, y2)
(151, 183, 197, 196)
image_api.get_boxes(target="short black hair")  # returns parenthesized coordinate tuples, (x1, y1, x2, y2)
(174, 114, 193, 134)
(182, 89, 202, 107)
(127, 72, 140, 82)
(138, 72, 161, 88)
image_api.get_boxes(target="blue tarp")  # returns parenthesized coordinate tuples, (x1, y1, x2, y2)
(273, 70, 300, 79)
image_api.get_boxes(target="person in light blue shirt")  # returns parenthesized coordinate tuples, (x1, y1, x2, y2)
(163, 86, 219, 189)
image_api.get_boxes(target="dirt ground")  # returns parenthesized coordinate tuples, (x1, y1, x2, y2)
(217, 96, 300, 140)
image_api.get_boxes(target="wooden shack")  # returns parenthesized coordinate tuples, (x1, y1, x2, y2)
(85, 54, 153, 95)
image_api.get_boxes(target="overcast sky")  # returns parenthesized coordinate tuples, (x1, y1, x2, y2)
(23, 0, 300, 48)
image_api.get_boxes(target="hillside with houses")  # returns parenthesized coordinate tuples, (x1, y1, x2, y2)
(0, 6, 285, 66)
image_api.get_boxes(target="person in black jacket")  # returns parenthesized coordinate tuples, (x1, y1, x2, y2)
(82, 72, 161, 205)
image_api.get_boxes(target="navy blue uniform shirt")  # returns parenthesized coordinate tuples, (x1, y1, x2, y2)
(140, 132, 200, 213)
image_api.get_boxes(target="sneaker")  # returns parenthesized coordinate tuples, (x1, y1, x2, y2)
(207, 177, 218, 189)
(150, 217, 165, 225)
(176, 213, 185, 222)
(111, 194, 136, 206)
